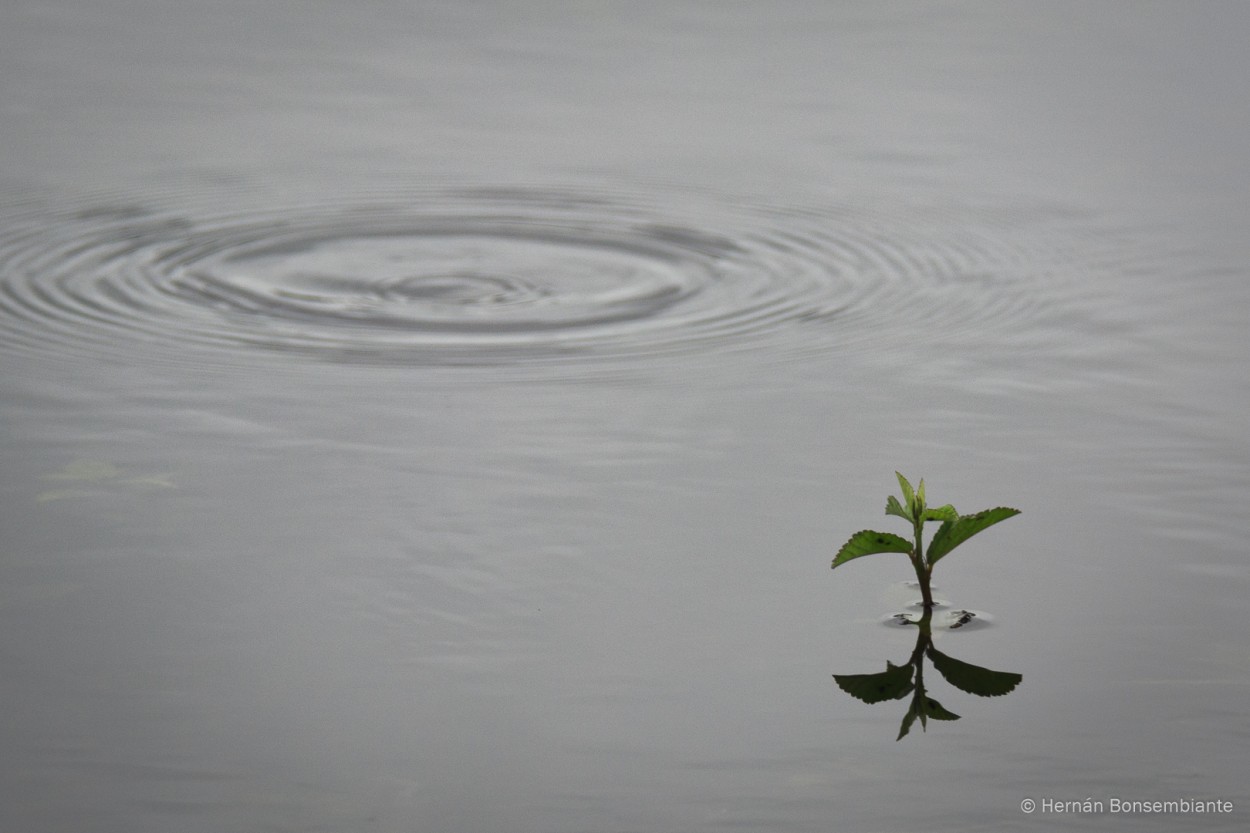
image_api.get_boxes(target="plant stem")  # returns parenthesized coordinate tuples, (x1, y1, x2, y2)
(912, 517, 933, 609)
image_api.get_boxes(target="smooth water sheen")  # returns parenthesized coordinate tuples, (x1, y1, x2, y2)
(2, 2, 1248, 832)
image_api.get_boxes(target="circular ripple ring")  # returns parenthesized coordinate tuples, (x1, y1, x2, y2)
(0, 186, 1073, 368)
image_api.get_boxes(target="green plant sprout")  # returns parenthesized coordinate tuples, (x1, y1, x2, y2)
(832, 472, 1019, 609)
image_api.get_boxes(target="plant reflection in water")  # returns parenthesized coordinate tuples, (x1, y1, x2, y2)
(833, 607, 1022, 740)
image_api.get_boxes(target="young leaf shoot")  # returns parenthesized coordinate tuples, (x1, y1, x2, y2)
(832, 473, 1019, 608)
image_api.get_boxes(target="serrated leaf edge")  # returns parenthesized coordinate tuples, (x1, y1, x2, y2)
(926, 506, 1021, 567)
(832, 529, 913, 570)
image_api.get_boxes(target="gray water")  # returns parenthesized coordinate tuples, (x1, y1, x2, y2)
(2, 2, 1248, 831)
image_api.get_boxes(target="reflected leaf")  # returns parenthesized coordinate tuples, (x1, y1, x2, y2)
(42, 459, 125, 482)
(920, 696, 960, 723)
(928, 646, 1022, 697)
(834, 661, 914, 704)
(897, 704, 919, 740)
(120, 474, 176, 488)
(898, 694, 961, 740)
(36, 458, 175, 501)
(36, 489, 92, 503)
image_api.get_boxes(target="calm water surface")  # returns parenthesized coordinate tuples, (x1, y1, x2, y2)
(2, 2, 1248, 831)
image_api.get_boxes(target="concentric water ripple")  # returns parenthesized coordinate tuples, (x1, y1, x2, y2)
(0, 187, 1081, 367)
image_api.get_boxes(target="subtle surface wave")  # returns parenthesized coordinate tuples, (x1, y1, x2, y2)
(0, 186, 1078, 368)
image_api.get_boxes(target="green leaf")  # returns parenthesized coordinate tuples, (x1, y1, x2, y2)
(916, 478, 926, 513)
(834, 661, 914, 704)
(832, 530, 913, 570)
(895, 472, 915, 515)
(922, 504, 958, 523)
(927, 646, 1022, 697)
(885, 494, 912, 522)
(925, 506, 1021, 567)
